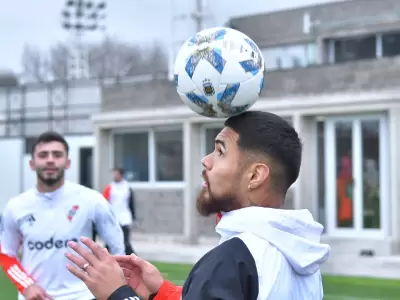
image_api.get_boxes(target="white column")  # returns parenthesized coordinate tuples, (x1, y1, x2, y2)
(93, 126, 111, 191)
(93, 126, 102, 191)
(389, 108, 400, 254)
(292, 114, 318, 215)
(183, 121, 202, 243)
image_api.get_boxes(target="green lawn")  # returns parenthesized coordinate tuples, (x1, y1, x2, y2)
(1, 262, 400, 299)
(0, 270, 17, 299)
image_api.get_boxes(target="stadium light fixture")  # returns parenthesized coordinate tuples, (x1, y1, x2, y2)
(61, 0, 107, 79)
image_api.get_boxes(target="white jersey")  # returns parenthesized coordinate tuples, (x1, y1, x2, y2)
(108, 180, 133, 226)
(1, 181, 125, 300)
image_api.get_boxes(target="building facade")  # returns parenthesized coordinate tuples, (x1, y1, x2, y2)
(93, 0, 400, 258)
(0, 79, 102, 212)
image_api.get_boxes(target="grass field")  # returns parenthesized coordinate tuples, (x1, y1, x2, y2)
(1, 262, 400, 299)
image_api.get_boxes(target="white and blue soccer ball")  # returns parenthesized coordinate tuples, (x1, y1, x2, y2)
(174, 27, 265, 118)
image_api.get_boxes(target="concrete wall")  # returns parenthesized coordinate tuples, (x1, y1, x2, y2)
(134, 189, 184, 235)
(101, 78, 180, 111)
(228, 0, 400, 47)
(101, 56, 400, 113)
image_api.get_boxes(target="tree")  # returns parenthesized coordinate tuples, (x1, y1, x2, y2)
(142, 41, 168, 75)
(48, 43, 71, 81)
(87, 36, 144, 79)
(21, 45, 49, 83)
(20, 37, 168, 83)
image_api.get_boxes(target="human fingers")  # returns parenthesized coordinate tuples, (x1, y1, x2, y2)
(66, 263, 92, 284)
(79, 237, 109, 261)
(64, 252, 94, 275)
(67, 240, 99, 267)
(114, 255, 133, 263)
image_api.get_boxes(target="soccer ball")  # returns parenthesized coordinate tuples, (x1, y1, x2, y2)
(174, 27, 265, 118)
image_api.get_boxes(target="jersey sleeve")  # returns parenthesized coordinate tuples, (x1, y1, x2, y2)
(106, 282, 181, 300)
(92, 193, 125, 255)
(0, 202, 35, 293)
(107, 285, 141, 300)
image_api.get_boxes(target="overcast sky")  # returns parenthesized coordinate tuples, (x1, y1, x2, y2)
(0, 0, 342, 73)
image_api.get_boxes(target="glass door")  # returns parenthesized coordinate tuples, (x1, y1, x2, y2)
(324, 115, 388, 237)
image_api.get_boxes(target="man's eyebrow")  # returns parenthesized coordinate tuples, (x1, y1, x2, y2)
(215, 139, 226, 149)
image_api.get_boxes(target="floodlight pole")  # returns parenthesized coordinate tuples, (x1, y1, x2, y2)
(61, 0, 107, 79)
(167, 0, 213, 81)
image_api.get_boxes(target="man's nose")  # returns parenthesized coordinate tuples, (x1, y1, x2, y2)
(45, 155, 56, 163)
(201, 153, 212, 169)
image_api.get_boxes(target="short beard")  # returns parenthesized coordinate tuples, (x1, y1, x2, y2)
(37, 170, 64, 186)
(196, 188, 239, 217)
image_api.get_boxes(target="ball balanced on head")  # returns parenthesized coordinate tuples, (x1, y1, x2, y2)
(174, 27, 265, 118)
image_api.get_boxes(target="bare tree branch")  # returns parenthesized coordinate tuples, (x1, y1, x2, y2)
(21, 37, 168, 83)
(21, 45, 49, 83)
(88, 36, 144, 78)
(49, 43, 71, 81)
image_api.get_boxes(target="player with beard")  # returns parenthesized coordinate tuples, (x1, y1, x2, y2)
(63, 111, 331, 300)
(0, 131, 125, 300)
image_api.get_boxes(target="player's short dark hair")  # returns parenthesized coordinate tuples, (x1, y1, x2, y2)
(225, 111, 302, 194)
(113, 167, 125, 175)
(31, 131, 69, 156)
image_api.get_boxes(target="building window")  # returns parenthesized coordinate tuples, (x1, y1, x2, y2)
(262, 43, 317, 70)
(154, 130, 183, 181)
(25, 137, 37, 154)
(113, 129, 183, 183)
(330, 35, 376, 63)
(114, 132, 149, 182)
(382, 31, 400, 57)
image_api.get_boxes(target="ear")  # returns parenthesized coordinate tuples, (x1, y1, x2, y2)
(65, 158, 71, 170)
(248, 163, 269, 190)
(29, 159, 35, 171)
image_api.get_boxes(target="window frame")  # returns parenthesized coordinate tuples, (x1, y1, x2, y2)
(381, 31, 400, 58)
(261, 43, 317, 71)
(327, 34, 381, 63)
(110, 125, 184, 189)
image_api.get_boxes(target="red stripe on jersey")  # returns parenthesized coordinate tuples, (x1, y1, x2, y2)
(0, 252, 35, 293)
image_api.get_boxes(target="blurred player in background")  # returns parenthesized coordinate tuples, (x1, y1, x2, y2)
(102, 167, 136, 255)
(0, 131, 125, 300)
